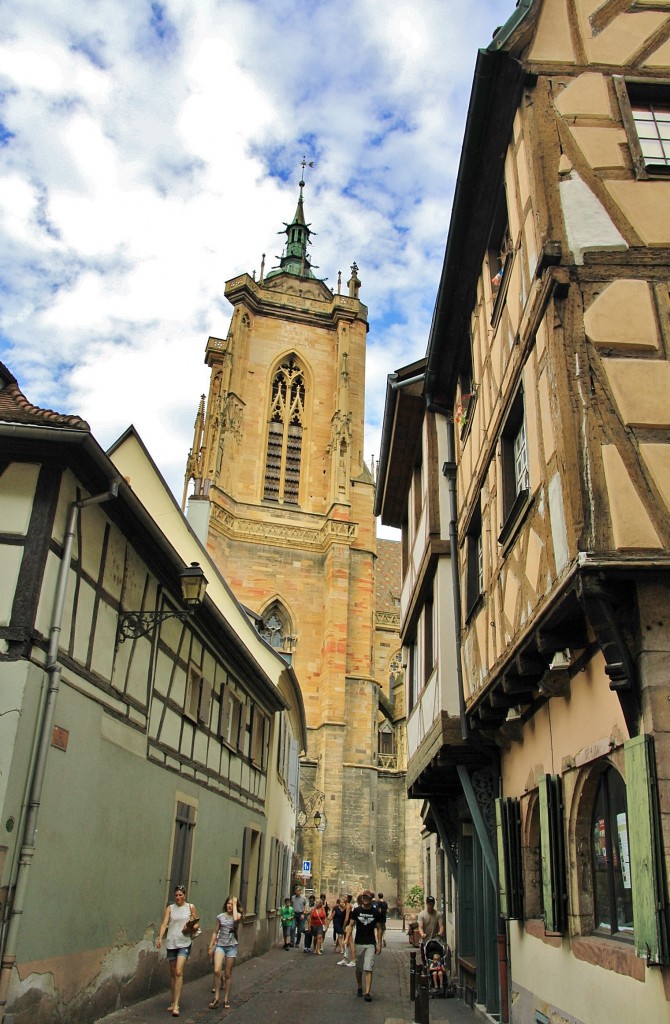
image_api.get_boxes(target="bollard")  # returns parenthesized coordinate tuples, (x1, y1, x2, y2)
(414, 970, 430, 1024)
(409, 950, 417, 1001)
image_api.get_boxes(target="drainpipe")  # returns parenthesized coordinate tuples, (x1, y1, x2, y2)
(0, 483, 118, 1022)
(389, 371, 428, 392)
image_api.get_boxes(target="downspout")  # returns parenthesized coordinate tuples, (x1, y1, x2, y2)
(0, 483, 119, 1022)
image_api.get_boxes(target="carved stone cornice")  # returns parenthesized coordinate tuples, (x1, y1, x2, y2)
(375, 610, 400, 630)
(210, 503, 358, 549)
(224, 273, 368, 329)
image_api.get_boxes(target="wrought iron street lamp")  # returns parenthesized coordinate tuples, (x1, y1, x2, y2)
(116, 561, 208, 644)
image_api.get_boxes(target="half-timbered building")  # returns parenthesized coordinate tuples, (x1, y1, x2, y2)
(376, 1, 670, 1021)
(0, 363, 306, 1024)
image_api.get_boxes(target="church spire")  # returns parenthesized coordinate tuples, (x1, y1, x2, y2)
(265, 157, 321, 281)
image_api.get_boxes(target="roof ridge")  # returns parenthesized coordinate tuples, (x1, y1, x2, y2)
(0, 361, 90, 430)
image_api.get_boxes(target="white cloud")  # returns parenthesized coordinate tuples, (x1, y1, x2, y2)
(0, 0, 513, 525)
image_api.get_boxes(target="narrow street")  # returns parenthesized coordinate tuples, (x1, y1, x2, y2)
(95, 923, 482, 1024)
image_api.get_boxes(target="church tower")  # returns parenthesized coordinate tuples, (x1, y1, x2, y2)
(185, 171, 417, 899)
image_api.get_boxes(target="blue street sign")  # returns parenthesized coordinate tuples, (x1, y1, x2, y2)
(302, 860, 311, 873)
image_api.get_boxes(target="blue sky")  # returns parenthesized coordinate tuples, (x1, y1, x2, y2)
(0, 0, 513, 519)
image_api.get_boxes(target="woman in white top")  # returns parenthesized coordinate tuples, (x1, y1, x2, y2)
(155, 885, 199, 1018)
(208, 895, 242, 1009)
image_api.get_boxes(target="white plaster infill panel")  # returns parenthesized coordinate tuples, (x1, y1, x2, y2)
(406, 704, 423, 762)
(0, 462, 39, 533)
(0, 546, 22, 626)
(559, 173, 628, 265)
(584, 280, 659, 352)
(601, 444, 662, 550)
(548, 473, 569, 575)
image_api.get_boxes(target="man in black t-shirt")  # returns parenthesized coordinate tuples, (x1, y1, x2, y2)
(376, 892, 388, 946)
(345, 890, 382, 1002)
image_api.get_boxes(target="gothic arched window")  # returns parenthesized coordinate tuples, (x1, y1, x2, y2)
(259, 602, 296, 663)
(263, 356, 305, 504)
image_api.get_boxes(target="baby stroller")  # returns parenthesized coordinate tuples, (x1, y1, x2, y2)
(422, 937, 453, 998)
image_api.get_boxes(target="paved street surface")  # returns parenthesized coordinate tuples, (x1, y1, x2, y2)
(95, 923, 487, 1024)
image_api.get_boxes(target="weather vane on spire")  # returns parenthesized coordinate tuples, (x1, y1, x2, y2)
(299, 155, 315, 187)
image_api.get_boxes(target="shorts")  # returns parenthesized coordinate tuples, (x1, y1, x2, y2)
(355, 944, 376, 972)
(166, 946, 191, 960)
(282, 924, 292, 938)
(215, 944, 238, 959)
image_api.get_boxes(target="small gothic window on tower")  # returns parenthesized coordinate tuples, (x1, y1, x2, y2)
(260, 604, 296, 664)
(263, 356, 305, 504)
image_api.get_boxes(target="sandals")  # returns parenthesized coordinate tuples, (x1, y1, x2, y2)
(224, 1002, 231, 1009)
(209, 1000, 220, 1009)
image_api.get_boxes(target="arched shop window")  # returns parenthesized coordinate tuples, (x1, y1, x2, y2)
(591, 766, 633, 937)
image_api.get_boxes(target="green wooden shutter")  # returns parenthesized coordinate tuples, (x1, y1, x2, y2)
(266, 837, 277, 913)
(538, 774, 567, 934)
(496, 797, 524, 920)
(496, 798, 508, 918)
(624, 735, 669, 965)
(240, 826, 252, 910)
(254, 832, 265, 917)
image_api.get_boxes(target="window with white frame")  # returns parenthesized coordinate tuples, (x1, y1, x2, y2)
(513, 419, 529, 497)
(499, 388, 531, 544)
(185, 663, 211, 724)
(220, 687, 244, 749)
(615, 78, 670, 177)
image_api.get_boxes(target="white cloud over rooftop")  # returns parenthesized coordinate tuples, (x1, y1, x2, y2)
(0, 0, 512, 525)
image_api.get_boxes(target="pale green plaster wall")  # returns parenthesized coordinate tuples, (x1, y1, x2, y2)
(16, 680, 263, 964)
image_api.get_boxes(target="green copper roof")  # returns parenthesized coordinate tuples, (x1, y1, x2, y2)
(265, 177, 323, 281)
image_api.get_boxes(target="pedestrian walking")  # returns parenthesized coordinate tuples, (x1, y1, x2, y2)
(280, 897, 294, 949)
(309, 898, 328, 954)
(376, 892, 388, 946)
(207, 896, 242, 1009)
(303, 893, 316, 952)
(155, 884, 199, 1018)
(291, 885, 308, 948)
(417, 895, 444, 942)
(328, 897, 347, 955)
(345, 889, 382, 1002)
(338, 893, 358, 966)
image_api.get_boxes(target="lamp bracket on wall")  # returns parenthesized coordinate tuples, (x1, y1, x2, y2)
(116, 562, 208, 646)
(117, 609, 193, 644)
